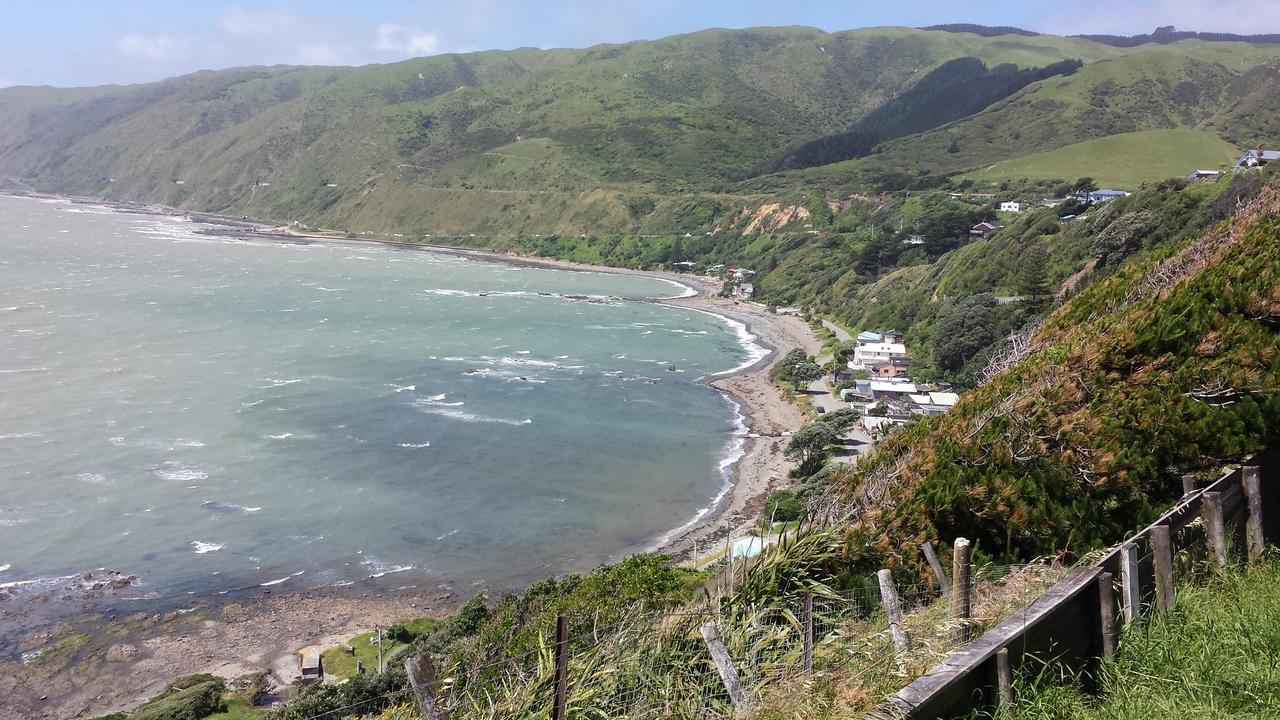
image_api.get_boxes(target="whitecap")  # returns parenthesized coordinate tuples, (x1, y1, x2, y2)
(191, 540, 223, 554)
(264, 432, 293, 440)
(153, 462, 209, 482)
(414, 405, 531, 426)
(399, 442, 432, 449)
(391, 384, 416, 393)
(77, 472, 108, 484)
(434, 529, 459, 541)
(0, 432, 43, 440)
(362, 558, 415, 578)
(201, 500, 259, 513)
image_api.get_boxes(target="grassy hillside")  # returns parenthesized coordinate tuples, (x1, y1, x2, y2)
(756, 45, 1280, 193)
(5, 27, 1280, 235)
(967, 128, 1240, 189)
(827, 176, 1280, 571)
(999, 558, 1280, 719)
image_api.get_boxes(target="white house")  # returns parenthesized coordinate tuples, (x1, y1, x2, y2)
(1000, 201, 1022, 213)
(1235, 149, 1280, 169)
(851, 343, 908, 370)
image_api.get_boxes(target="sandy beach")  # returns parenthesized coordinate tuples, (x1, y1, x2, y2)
(0, 191, 823, 719)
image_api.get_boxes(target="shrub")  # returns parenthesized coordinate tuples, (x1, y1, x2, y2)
(131, 676, 226, 720)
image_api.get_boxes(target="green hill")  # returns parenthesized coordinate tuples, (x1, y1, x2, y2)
(967, 128, 1240, 189)
(5, 27, 1280, 235)
(756, 46, 1280, 193)
(829, 174, 1280, 568)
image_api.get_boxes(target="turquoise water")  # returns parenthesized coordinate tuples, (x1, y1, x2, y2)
(0, 197, 759, 606)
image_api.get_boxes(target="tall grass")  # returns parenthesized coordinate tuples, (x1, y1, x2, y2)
(991, 555, 1280, 719)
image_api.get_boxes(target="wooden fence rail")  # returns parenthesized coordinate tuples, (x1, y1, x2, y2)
(869, 449, 1278, 719)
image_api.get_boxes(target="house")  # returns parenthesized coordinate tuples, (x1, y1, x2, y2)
(1081, 189, 1130, 203)
(1037, 197, 1067, 207)
(1000, 201, 1022, 213)
(855, 330, 884, 345)
(866, 357, 910, 378)
(672, 261, 696, 269)
(903, 234, 927, 246)
(969, 192, 996, 201)
(881, 329, 905, 344)
(851, 342, 908, 370)
(738, 282, 755, 298)
(1234, 149, 1280, 169)
(970, 222, 997, 237)
(867, 379, 919, 400)
(731, 268, 756, 280)
(1187, 169, 1221, 182)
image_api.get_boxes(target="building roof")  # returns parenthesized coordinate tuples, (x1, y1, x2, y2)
(909, 394, 933, 405)
(856, 330, 883, 342)
(870, 380, 918, 393)
(929, 392, 960, 406)
(972, 222, 997, 231)
(858, 342, 907, 355)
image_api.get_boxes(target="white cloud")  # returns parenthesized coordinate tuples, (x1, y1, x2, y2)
(374, 23, 441, 56)
(117, 33, 188, 62)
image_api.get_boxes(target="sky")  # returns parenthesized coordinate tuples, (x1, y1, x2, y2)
(3, 0, 1280, 88)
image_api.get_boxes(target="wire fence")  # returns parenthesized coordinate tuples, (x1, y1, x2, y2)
(340, 561, 1066, 720)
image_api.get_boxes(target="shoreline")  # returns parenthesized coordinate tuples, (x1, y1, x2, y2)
(0, 190, 822, 718)
(1, 189, 819, 562)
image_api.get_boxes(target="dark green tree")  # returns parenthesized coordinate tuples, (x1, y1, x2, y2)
(931, 293, 999, 373)
(784, 422, 837, 475)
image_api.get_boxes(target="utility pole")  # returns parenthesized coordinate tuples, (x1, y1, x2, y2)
(377, 626, 384, 673)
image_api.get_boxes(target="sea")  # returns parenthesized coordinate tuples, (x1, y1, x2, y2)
(0, 196, 764, 614)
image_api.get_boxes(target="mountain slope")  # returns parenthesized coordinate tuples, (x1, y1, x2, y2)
(6, 26, 1269, 235)
(756, 44, 1280, 192)
(827, 176, 1280, 569)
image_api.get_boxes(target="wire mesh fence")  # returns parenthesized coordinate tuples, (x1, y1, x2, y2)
(353, 561, 1066, 720)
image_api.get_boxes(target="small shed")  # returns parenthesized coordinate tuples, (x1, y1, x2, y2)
(299, 649, 323, 684)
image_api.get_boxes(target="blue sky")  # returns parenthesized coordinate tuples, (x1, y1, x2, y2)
(4, 0, 1279, 87)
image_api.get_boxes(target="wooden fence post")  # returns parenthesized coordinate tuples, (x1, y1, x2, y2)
(877, 569, 911, 672)
(1243, 466, 1265, 564)
(700, 621, 749, 717)
(1151, 525, 1175, 616)
(995, 647, 1012, 709)
(1098, 572, 1116, 660)
(1120, 542, 1140, 626)
(1202, 491, 1228, 571)
(1181, 474, 1198, 497)
(404, 654, 451, 720)
(920, 541, 951, 598)
(802, 593, 814, 677)
(951, 538, 973, 645)
(552, 615, 569, 720)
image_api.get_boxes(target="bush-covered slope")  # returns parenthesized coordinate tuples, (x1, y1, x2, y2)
(758, 44, 1280, 193)
(5, 27, 1277, 235)
(827, 178, 1280, 570)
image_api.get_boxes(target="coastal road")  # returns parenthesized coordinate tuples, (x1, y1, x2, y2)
(821, 318, 853, 343)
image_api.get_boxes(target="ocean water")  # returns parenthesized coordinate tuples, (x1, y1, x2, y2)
(0, 197, 761, 607)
